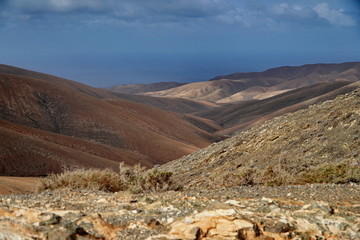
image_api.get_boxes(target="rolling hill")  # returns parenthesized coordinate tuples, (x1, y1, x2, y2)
(0, 66, 220, 176)
(1, 62, 359, 177)
(197, 81, 360, 135)
(143, 62, 360, 103)
(108, 82, 185, 95)
(108, 92, 217, 114)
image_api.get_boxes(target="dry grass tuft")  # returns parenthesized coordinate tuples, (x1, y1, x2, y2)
(35, 168, 125, 192)
(298, 162, 360, 184)
(118, 163, 182, 193)
(36, 163, 182, 193)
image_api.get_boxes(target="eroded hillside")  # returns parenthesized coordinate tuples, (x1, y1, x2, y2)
(0, 69, 220, 176)
(161, 88, 360, 189)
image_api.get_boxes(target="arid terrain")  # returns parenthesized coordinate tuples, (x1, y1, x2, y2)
(0, 176, 38, 194)
(139, 62, 360, 103)
(160, 88, 360, 188)
(0, 184, 359, 239)
(0, 63, 359, 239)
(1, 62, 359, 177)
(0, 65, 222, 176)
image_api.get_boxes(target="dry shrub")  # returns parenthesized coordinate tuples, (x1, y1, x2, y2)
(36, 163, 181, 193)
(119, 163, 182, 193)
(36, 168, 125, 192)
(141, 169, 182, 192)
(237, 168, 258, 185)
(219, 168, 259, 187)
(298, 162, 360, 184)
(261, 166, 289, 186)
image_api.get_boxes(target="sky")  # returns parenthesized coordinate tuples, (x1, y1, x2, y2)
(0, 0, 360, 87)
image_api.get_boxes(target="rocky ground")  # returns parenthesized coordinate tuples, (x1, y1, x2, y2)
(0, 184, 359, 240)
(160, 88, 360, 188)
(1, 88, 359, 240)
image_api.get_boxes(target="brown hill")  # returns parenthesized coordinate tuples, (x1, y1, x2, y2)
(2, 63, 358, 177)
(0, 176, 38, 194)
(0, 120, 150, 176)
(108, 82, 185, 94)
(143, 79, 266, 102)
(211, 61, 360, 81)
(160, 88, 360, 189)
(109, 93, 217, 114)
(197, 81, 360, 135)
(0, 64, 115, 99)
(144, 62, 360, 103)
(0, 69, 219, 176)
(0, 64, 215, 115)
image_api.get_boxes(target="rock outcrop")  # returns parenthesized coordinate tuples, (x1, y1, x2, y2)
(0, 185, 359, 239)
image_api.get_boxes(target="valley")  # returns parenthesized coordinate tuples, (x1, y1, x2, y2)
(0, 62, 359, 178)
(0, 62, 359, 240)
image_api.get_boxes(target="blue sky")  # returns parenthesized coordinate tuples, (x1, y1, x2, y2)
(1, 0, 360, 87)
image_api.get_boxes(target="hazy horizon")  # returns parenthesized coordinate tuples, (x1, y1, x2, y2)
(1, 0, 360, 87)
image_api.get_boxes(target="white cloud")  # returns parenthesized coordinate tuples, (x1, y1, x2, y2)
(9, 0, 109, 13)
(6, 0, 230, 17)
(2, 0, 357, 29)
(313, 2, 356, 26)
(216, 3, 319, 29)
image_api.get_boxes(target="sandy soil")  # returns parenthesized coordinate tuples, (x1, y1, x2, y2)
(0, 177, 38, 195)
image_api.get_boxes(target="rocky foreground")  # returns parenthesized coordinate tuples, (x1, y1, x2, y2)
(0, 184, 359, 240)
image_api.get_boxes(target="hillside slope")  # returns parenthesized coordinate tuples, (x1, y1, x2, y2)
(109, 93, 217, 114)
(160, 88, 360, 189)
(0, 64, 115, 99)
(108, 82, 185, 94)
(211, 61, 360, 81)
(0, 64, 215, 115)
(144, 62, 360, 103)
(0, 120, 151, 176)
(198, 81, 360, 135)
(0, 70, 219, 176)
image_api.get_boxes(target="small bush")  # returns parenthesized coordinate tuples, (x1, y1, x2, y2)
(141, 169, 182, 192)
(118, 163, 182, 193)
(36, 163, 182, 193)
(298, 163, 360, 184)
(261, 166, 289, 186)
(36, 168, 125, 192)
(238, 168, 258, 185)
(219, 168, 259, 187)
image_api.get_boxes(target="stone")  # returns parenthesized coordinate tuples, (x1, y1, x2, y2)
(0, 187, 359, 240)
(187, 227, 202, 240)
(263, 222, 293, 233)
(46, 229, 73, 240)
(39, 213, 62, 226)
(237, 225, 261, 240)
(147, 218, 162, 228)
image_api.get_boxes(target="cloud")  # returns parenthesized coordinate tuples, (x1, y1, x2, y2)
(8, 0, 109, 13)
(4, 0, 230, 18)
(216, 2, 320, 28)
(313, 2, 356, 26)
(1, 0, 357, 29)
(146, 0, 231, 18)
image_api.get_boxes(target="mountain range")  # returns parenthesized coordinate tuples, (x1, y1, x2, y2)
(139, 62, 360, 103)
(0, 62, 359, 177)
